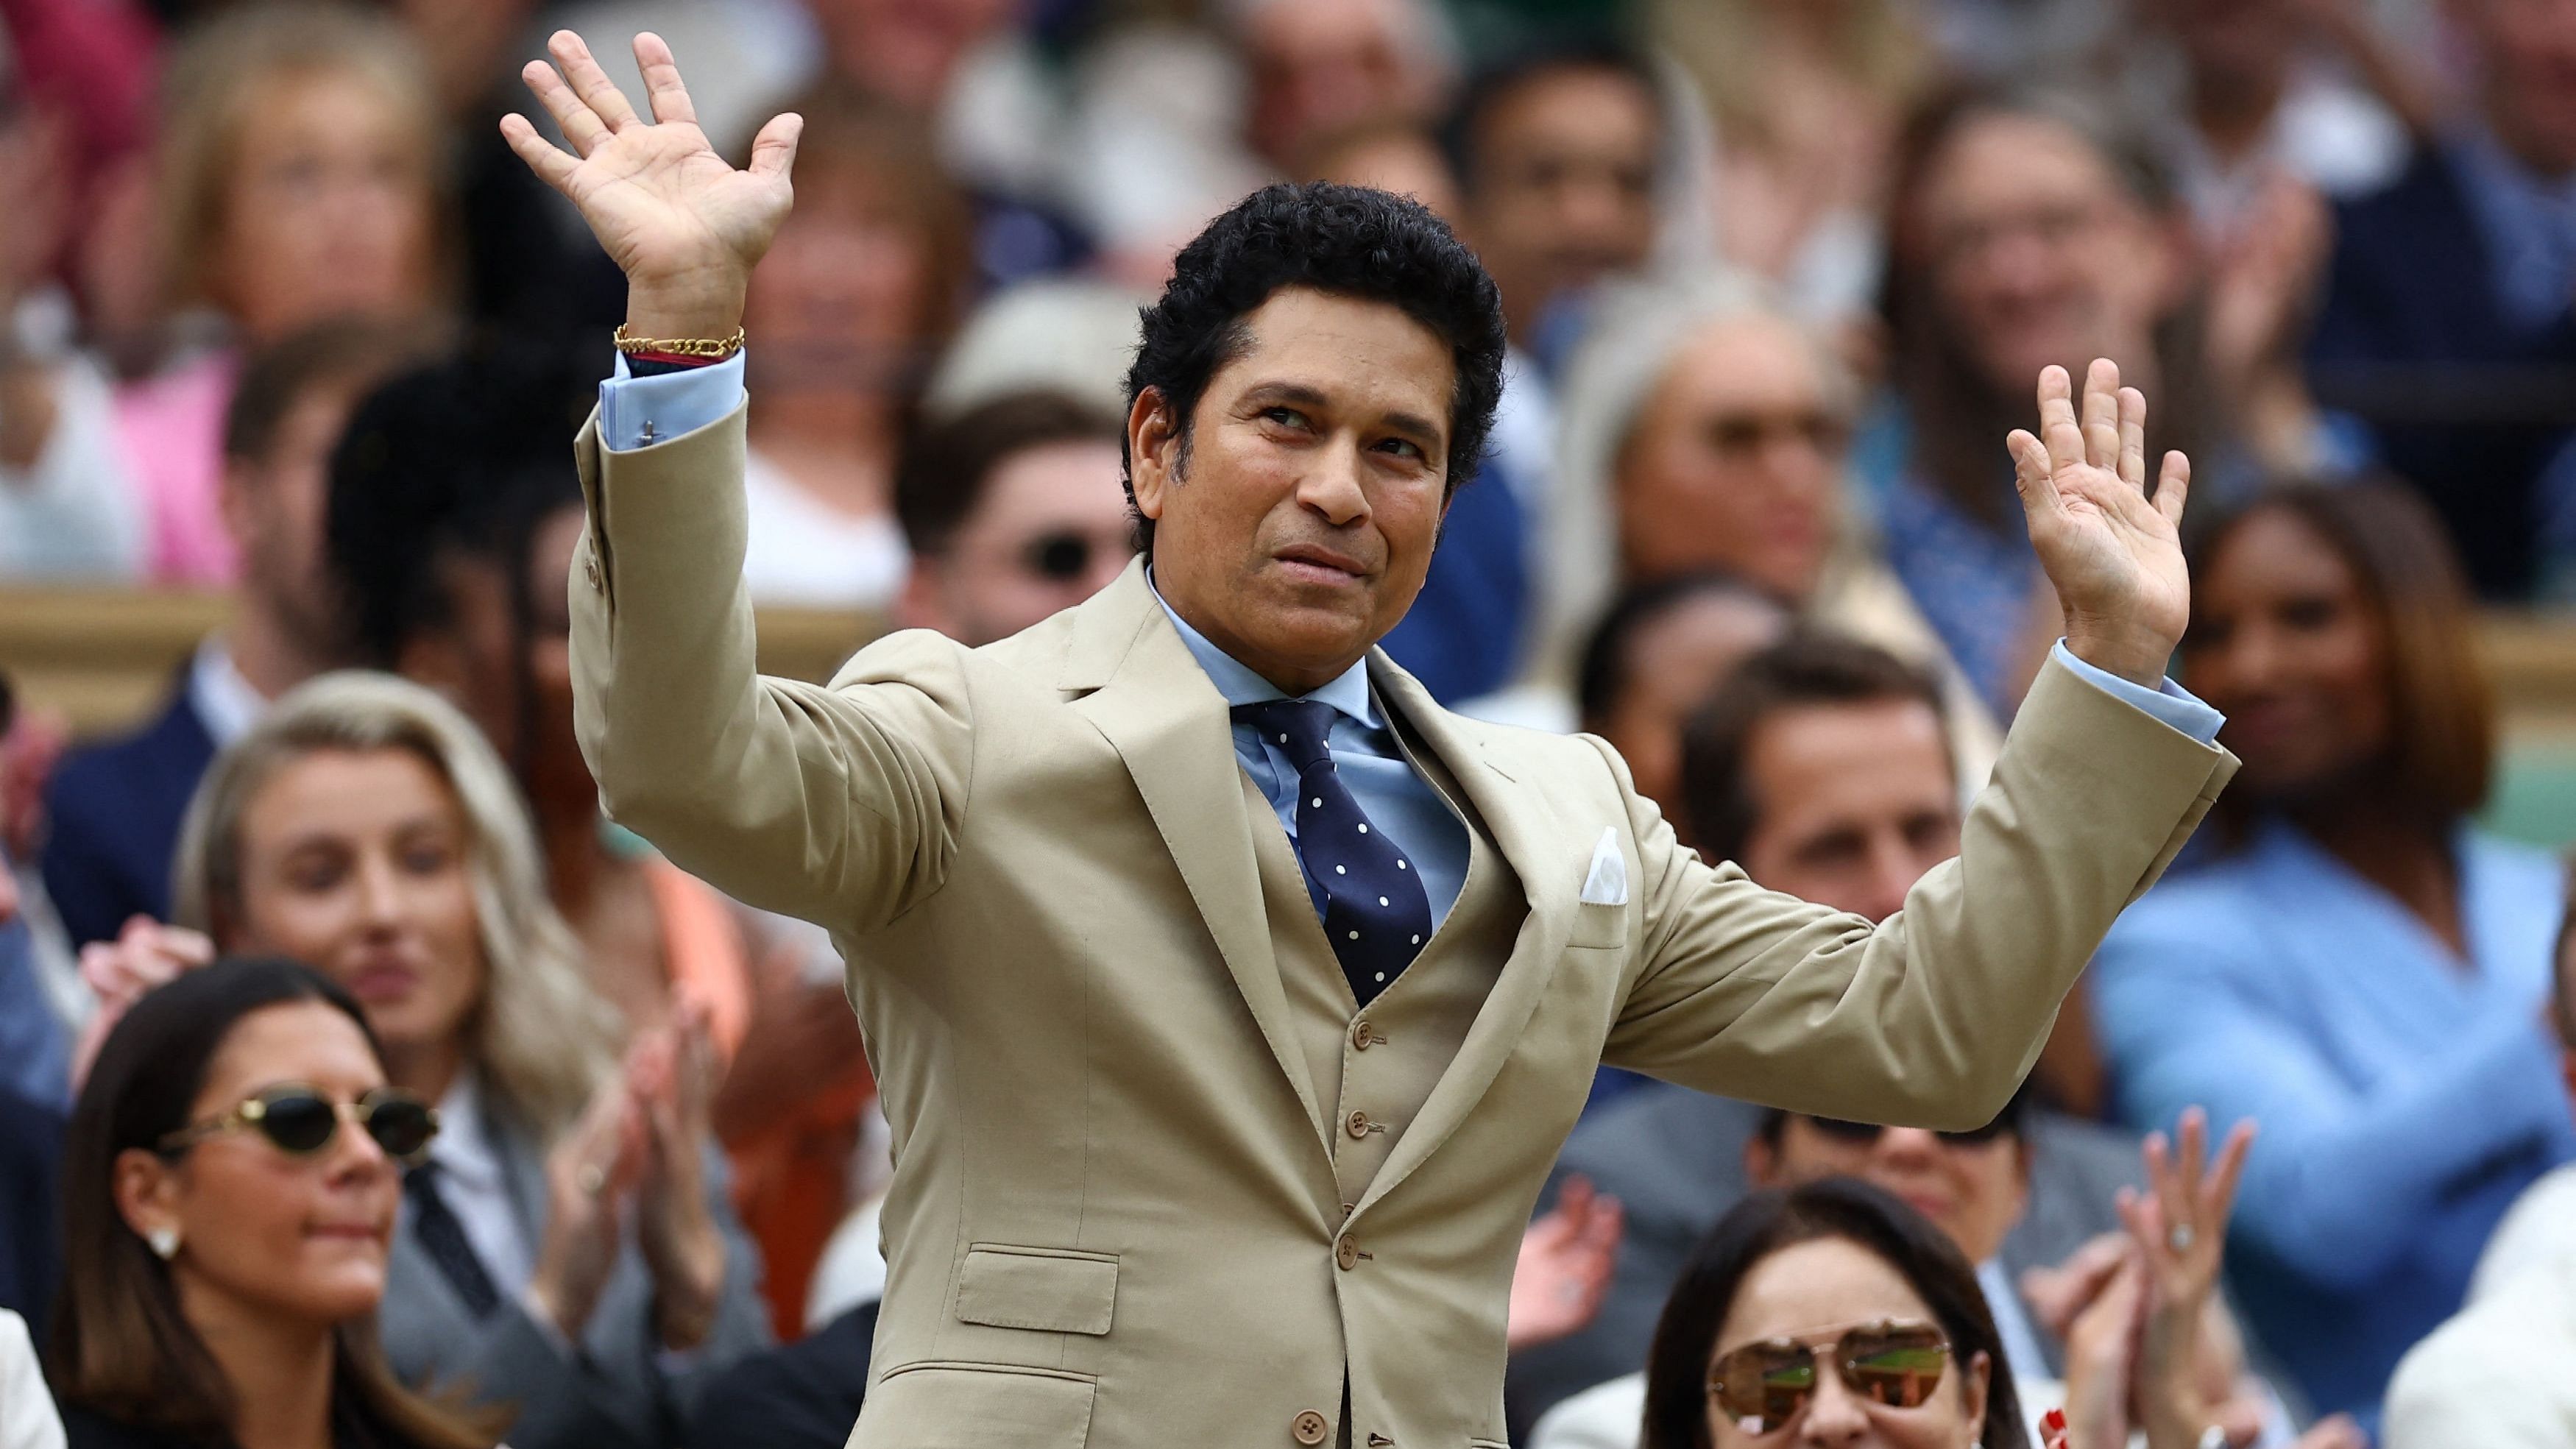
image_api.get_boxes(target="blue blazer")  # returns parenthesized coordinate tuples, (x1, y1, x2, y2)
(2310, 142, 2576, 598)
(41, 679, 216, 949)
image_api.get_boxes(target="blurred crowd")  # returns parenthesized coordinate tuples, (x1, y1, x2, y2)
(2, 0, 2576, 1445)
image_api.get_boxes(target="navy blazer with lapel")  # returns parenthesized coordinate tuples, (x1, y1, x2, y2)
(41, 673, 216, 948)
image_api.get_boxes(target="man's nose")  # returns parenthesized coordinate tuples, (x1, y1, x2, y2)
(1296, 450, 1370, 526)
(1875, 1127, 1945, 1166)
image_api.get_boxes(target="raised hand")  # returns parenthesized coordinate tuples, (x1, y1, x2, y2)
(2006, 360, 2193, 687)
(500, 31, 801, 339)
(2118, 1108, 2258, 1449)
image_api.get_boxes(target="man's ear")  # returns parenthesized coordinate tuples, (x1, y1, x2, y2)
(1744, 1133, 1778, 1187)
(1126, 387, 1181, 523)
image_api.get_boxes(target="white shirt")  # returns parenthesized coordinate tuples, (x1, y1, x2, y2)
(427, 1070, 537, 1297)
(187, 637, 266, 750)
(2383, 1236, 2576, 1449)
(2467, 1163, 2576, 1305)
(0, 1309, 63, 1449)
(738, 447, 910, 610)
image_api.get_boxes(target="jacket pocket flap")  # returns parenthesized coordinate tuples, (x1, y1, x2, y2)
(955, 1244, 1119, 1336)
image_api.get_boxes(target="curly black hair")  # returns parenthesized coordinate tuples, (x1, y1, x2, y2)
(1119, 181, 1507, 554)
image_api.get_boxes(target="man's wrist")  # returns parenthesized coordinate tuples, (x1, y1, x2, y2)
(625, 271, 748, 343)
(2064, 620, 2175, 690)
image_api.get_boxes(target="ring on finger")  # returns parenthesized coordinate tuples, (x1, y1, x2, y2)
(2168, 1223, 2196, 1253)
(578, 1161, 606, 1197)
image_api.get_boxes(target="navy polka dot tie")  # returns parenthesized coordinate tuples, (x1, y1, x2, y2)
(1234, 699, 1434, 1007)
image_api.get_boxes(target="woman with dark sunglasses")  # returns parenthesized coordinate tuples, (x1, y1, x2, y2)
(46, 957, 491, 1449)
(1639, 1179, 2023, 1449)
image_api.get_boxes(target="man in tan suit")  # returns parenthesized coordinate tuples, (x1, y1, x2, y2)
(500, 33, 2235, 1448)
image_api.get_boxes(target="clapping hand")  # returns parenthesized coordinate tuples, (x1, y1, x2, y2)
(1506, 1175, 1624, 1351)
(631, 1001, 729, 1350)
(2006, 360, 2194, 688)
(501, 31, 800, 340)
(2120, 1108, 2258, 1449)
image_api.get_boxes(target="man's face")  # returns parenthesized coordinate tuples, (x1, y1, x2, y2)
(1751, 1116, 2031, 1267)
(1917, 111, 2180, 400)
(1242, 0, 1433, 171)
(1130, 287, 1454, 692)
(1461, 66, 1659, 347)
(1737, 698, 1959, 925)
(1615, 313, 1846, 602)
(902, 438, 1133, 647)
(2459, 0, 2576, 174)
(222, 388, 360, 658)
(809, 0, 1017, 113)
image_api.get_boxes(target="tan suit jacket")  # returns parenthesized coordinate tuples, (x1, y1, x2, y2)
(567, 402, 2234, 1449)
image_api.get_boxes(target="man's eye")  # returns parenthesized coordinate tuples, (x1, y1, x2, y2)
(1263, 407, 1309, 429)
(1376, 437, 1424, 460)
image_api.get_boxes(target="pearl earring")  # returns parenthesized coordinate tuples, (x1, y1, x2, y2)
(146, 1227, 179, 1261)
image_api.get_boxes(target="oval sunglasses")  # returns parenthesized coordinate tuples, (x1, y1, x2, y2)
(158, 1083, 441, 1166)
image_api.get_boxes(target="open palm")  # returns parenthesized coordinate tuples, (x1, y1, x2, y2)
(500, 32, 799, 306)
(2006, 360, 2194, 685)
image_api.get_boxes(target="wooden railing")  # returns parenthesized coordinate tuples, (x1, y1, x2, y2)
(0, 587, 885, 737)
(10, 584, 2576, 745)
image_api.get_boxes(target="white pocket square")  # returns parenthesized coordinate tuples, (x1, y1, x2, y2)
(1579, 826, 1629, 906)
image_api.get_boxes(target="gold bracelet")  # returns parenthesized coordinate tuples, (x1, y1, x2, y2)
(612, 323, 746, 359)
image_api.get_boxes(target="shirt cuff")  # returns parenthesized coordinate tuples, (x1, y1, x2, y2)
(597, 350, 746, 453)
(2049, 640, 2223, 745)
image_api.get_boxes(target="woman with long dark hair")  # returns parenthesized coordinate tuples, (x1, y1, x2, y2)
(2092, 481, 2575, 1428)
(1640, 1177, 2024, 1449)
(47, 957, 488, 1449)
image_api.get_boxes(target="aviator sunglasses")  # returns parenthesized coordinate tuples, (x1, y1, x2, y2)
(1707, 1320, 1953, 1436)
(159, 1083, 441, 1166)
(1803, 1113, 2017, 1147)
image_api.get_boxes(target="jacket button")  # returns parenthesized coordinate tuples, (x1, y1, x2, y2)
(1345, 1110, 1373, 1138)
(1351, 1019, 1375, 1050)
(1337, 1235, 1361, 1271)
(1292, 1409, 1329, 1444)
(583, 556, 602, 591)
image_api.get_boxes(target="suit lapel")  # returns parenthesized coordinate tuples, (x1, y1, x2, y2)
(1355, 654, 1588, 1214)
(1065, 564, 1332, 1148)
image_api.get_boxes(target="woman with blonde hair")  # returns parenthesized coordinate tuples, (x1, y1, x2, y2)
(116, 2, 450, 584)
(79, 673, 768, 1449)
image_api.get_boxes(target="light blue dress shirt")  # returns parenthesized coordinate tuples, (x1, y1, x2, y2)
(1150, 576, 1472, 929)
(595, 355, 2226, 893)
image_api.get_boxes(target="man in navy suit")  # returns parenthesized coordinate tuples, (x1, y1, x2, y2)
(41, 325, 408, 944)
(2310, 0, 2576, 598)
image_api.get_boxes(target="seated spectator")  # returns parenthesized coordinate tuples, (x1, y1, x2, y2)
(1507, 636, 2137, 1431)
(1632, 1177, 2031, 1449)
(0, 20, 144, 582)
(736, 77, 968, 610)
(1544, 1124, 2275, 1449)
(2127, 0, 2421, 244)
(1542, 272, 2002, 781)
(116, 2, 447, 584)
(1573, 573, 1791, 835)
(2381, 897, 2576, 1447)
(1367, 38, 1670, 703)
(1876, 81, 2334, 716)
(2310, 0, 2576, 600)
(42, 319, 415, 949)
(892, 389, 1133, 647)
(330, 347, 871, 1331)
(2091, 482, 2576, 1428)
(77, 674, 770, 1448)
(1646, 0, 1930, 324)
(45, 957, 489, 1449)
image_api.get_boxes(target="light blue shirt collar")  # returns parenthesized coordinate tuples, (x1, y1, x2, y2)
(1147, 569, 1380, 730)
